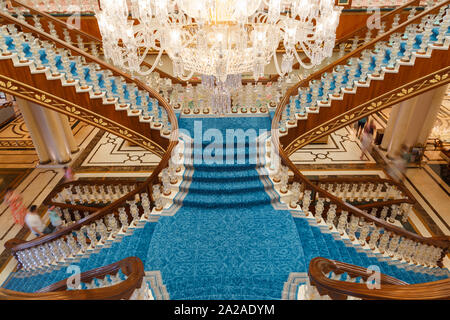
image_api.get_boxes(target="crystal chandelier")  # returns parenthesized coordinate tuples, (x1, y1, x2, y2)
(96, 0, 342, 82)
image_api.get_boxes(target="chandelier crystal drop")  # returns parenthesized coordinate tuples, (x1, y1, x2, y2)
(96, 0, 342, 81)
(200, 74, 243, 115)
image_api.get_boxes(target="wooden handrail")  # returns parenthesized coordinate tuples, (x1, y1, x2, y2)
(0, 6, 178, 132)
(272, 0, 450, 123)
(308, 257, 450, 300)
(269, 2, 450, 258)
(337, 0, 421, 46)
(43, 202, 98, 213)
(5, 132, 177, 253)
(271, 0, 421, 82)
(273, 136, 450, 249)
(356, 198, 415, 209)
(0, 257, 144, 300)
(1, 10, 179, 258)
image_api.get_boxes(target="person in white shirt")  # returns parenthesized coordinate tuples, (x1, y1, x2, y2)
(24, 205, 52, 237)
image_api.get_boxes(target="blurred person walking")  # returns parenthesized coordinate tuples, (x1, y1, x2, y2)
(3, 187, 27, 226)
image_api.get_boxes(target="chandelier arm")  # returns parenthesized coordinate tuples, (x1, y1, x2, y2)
(294, 43, 315, 70)
(177, 70, 195, 82)
(272, 48, 288, 78)
(136, 49, 164, 76)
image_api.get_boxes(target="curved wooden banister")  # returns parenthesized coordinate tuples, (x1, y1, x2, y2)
(272, 0, 450, 121)
(6, 0, 186, 85)
(273, 136, 450, 250)
(0, 6, 177, 131)
(43, 202, 98, 213)
(337, 0, 421, 47)
(269, 2, 450, 260)
(308, 257, 450, 300)
(0, 257, 144, 300)
(1, 5, 180, 260)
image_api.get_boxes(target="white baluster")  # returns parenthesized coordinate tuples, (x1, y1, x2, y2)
(358, 220, 370, 246)
(337, 211, 348, 236)
(314, 198, 325, 223)
(326, 204, 337, 230)
(388, 204, 399, 223)
(368, 227, 381, 251)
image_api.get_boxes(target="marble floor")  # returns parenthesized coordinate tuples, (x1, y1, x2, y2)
(291, 126, 376, 165)
(76, 124, 376, 171)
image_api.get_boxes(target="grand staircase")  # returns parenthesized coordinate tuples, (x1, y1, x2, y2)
(274, 1, 450, 154)
(2, 115, 450, 299)
(0, 1, 449, 299)
(0, 2, 176, 156)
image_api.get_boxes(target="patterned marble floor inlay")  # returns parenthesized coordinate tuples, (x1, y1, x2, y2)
(0, 115, 33, 149)
(82, 125, 376, 169)
(291, 126, 376, 164)
(81, 131, 160, 167)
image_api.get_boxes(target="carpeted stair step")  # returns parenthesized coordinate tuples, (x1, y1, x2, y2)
(175, 192, 271, 208)
(181, 179, 268, 194)
(190, 167, 264, 182)
(185, 162, 261, 171)
(292, 218, 320, 268)
(168, 285, 283, 300)
(293, 217, 448, 286)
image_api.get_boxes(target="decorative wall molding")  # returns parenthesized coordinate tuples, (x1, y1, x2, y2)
(284, 67, 450, 156)
(0, 75, 167, 158)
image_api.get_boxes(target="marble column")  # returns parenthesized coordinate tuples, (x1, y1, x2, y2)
(415, 84, 448, 146)
(386, 97, 418, 158)
(15, 97, 77, 164)
(384, 85, 448, 158)
(57, 113, 79, 154)
(38, 106, 72, 164)
(15, 97, 52, 164)
(402, 89, 435, 147)
(380, 102, 401, 151)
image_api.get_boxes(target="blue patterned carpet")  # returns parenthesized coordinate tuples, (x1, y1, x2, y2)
(144, 117, 305, 299)
(2, 116, 448, 298)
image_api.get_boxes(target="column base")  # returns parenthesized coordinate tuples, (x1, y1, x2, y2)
(58, 159, 72, 165)
(379, 146, 388, 151)
(39, 160, 52, 165)
(70, 148, 80, 154)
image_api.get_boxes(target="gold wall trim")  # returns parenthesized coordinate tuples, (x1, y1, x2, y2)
(0, 75, 167, 158)
(284, 67, 450, 156)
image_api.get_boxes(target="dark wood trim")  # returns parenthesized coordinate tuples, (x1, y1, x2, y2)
(0, 257, 144, 300)
(271, 0, 421, 82)
(308, 257, 450, 300)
